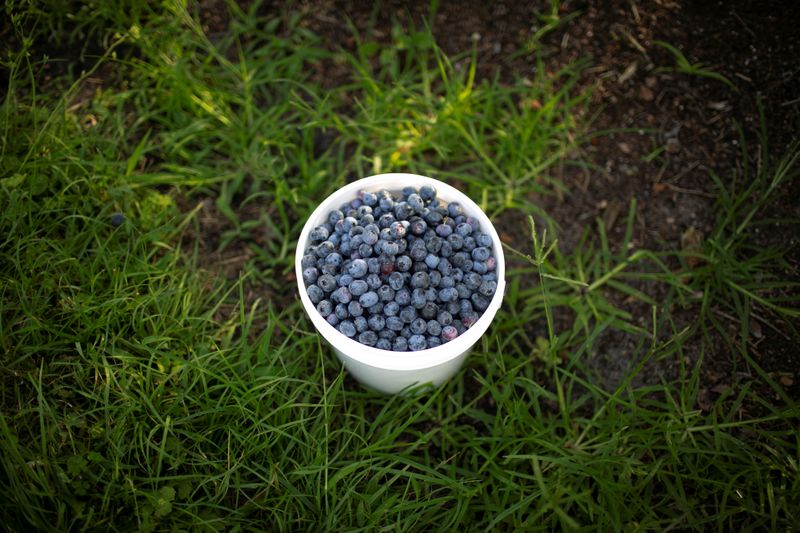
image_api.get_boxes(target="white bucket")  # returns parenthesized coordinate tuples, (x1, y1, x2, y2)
(295, 173, 506, 394)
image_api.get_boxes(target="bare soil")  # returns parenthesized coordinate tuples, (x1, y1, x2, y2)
(266, 0, 800, 402)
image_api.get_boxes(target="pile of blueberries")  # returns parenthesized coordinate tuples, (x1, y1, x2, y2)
(302, 185, 498, 351)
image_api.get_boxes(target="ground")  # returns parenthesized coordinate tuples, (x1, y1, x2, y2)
(2, 0, 799, 529)
(196, 0, 800, 396)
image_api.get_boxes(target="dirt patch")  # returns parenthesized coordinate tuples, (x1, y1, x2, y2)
(277, 0, 799, 399)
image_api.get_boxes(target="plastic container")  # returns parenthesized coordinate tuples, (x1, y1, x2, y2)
(296, 173, 506, 394)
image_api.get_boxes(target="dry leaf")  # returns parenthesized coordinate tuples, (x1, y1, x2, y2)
(681, 226, 704, 268)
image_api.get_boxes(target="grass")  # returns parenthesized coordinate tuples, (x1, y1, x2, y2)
(2, 1, 799, 531)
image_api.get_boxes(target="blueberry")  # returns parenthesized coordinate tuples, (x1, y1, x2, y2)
(316, 241, 335, 258)
(475, 233, 492, 248)
(464, 272, 482, 290)
(451, 252, 469, 268)
(393, 337, 408, 351)
(479, 280, 497, 297)
(361, 191, 377, 206)
(426, 236, 442, 254)
(316, 300, 333, 317)
(367, 258, 381, 274)
(462, 236, 476, 252)
(441, 325, 458, 342)
(429, 270, 442, 287)
(376, 338, 392, 351)
(447, 202, 464, 218)
(472, 261, 488, 275)
(446, 300, 460, 315)
(331, 287, 352, 304)
(338, 320, 356, 338)
(325, 253, 343, 267)
(347, 300, 364, 317)
(358, 331, 378, 347)
(320, 264, 338, 276)
(485, 256, 497, 272)
(461, 311, 479, 328)
(388, 272, 405, 290)
(425, 287, 438, 302)
(472, 246, 491, 262)
(349, 279, 369, 296)
(471, 293, 490, 311)
(394, 202, 414, 220)
(411, 271, 430, 289)
(380, 261, 395, 276)
(362, 230, 379, 246)
(377, 285, 395, 302)
(318, 274, 337, 292)
(111, 212, 125, 227)
(424, 209, 443, 225)
(368, 301, 384, 315)
(412, 261, 427, 273)
(409, 218, 427, 235)
(439, 276, 455, 289)
(420, 301, 439, 320)
(411, 289, 427, 308)
(328, 210, 344, 225)
(358, 243, 373, 257)
(338, 273, 354, 287)
(348, 259, 368, 278)
(427, 336, 442, 348)
(439, 241, 453, 258)
(354, 315, 368, 332)
(366, 273, 382, 290)
(384, 301, 400, 316)
(378, 214, 395, 229)
(436, 224, 453, 238)
(357, 205, 372, 218)
(455, 223, 472, 237)
(326, 314, 340, 327)
(368, 315, 386, 332)
(419, 185, 436, 202)
(483, 272, 498, 282)
(437, 311, 453, 325)
(447, 234, 464, 250)
(335, 303, 349, 320)
(307, 284, 324, 304)
(302, 268, 319, 285)
(308, 226, 330, 242)
(456, 283, 470, 299)
(453, 320, 467, 335)
(424, 254, 440, 270)
(460, 299, 474, 315)
(382, 241, 399, 256)
(396, 255, 412, 272)
(359, 291, 379, 307)
(399, 306, 417, 323)
(410, 317, 427, 335)
(343, 217, 358, 233)
(301, 254, 317, 269)
(400, 326, 412, 339)
(395, 288, 411, 306)
(407, 193, 424, 213)
(437, 259, 453, 276)
(389, 221, 406, 239)
(386, 316, 405, 331)
(408, 334, 427, 351)
(410, 241, 428, 261)
(379, 194, 394, 211)
(402, 186, 416, 198)
(439, 287, 459, 302)
(426, 320, 442, 336)
(378, 329, 396, 340)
